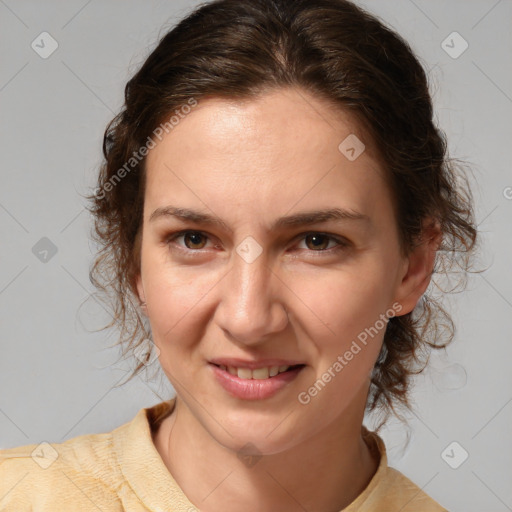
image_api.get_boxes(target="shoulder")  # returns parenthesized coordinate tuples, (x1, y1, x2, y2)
(0, 428, 124, 510)
(376, 466, 448, 511)
(346, 428, 449, 512)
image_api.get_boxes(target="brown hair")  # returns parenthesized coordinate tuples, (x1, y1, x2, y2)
(87, 0, 477, 425)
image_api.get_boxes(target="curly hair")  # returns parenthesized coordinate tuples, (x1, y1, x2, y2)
(86, 0, 477, 425)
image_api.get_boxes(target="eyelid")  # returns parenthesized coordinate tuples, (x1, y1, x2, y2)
(166, 229, 349, 254)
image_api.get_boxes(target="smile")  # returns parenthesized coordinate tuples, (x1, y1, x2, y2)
(217, 364, 297, 379)
(210, 363, 306, 400)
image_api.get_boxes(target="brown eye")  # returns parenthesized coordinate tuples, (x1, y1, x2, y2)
(293, 232, 348, 255)
(182, 231, 207, 250)
(304, 233, 332, 251)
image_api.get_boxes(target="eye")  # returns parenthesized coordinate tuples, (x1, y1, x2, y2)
(294, 232, 348, 253)
(167, 230, 213, 251)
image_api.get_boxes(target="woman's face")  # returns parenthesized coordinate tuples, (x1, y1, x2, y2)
(136, 87, 424, 453)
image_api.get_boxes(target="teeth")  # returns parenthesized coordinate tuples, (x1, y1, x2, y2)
(252, 367, 269, 379)
(220, 364, 293, 379)
(237, 367, 252, 379)
(269, 366, 279, 377)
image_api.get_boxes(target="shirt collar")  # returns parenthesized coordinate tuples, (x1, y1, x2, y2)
(113, 397, 197, 511)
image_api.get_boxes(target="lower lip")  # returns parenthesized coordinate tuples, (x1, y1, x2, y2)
(210, 364, 305, 400)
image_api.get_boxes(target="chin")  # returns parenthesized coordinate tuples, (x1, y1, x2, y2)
(205, 407, 305, 456)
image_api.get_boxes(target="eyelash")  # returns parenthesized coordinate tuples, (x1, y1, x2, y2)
(165, 230, 349, 256)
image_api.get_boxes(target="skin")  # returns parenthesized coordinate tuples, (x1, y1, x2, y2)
(135, 87, 440, 511)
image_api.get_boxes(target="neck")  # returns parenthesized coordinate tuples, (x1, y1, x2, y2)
(153, 395, 379, 511)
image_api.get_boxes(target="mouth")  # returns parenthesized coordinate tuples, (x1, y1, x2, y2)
(209, 362, 306, 400)
(212, 363, 306, 380)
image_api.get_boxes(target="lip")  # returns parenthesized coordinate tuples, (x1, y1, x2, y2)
(210, 363, 305, 400)
(209, 357, 306, 369)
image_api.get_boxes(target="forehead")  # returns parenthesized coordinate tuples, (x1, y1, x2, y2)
(143, 87, 391, 225)
(148, 88, 378, 165)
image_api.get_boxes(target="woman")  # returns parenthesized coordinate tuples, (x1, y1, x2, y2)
(0, 0, 477, 510)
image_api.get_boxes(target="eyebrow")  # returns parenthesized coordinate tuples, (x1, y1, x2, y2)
(149, 206, 370, 232)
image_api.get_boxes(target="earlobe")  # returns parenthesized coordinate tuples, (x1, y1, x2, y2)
(394, 219, 442, 315)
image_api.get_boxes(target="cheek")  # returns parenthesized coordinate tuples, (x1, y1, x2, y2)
(140, 254, 217, 348)
(292, 269, 394, 412)
(294, 262, 398, 391)
(301, 264, 395, 342)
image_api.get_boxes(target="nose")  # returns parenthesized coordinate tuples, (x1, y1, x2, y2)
(215, 251, 289, 346)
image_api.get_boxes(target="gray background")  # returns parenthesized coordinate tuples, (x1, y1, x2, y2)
(0, 1, 511, 511)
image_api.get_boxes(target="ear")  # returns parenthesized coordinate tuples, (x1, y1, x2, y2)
(135, 273, 147, 314)
(393, 219, 442, 315)
(132, 228, 147, 313)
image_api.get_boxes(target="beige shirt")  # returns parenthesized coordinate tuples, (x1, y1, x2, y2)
(0, 398, 448, 511)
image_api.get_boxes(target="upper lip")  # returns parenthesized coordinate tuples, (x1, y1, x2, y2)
(209, 358, 306, 369)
